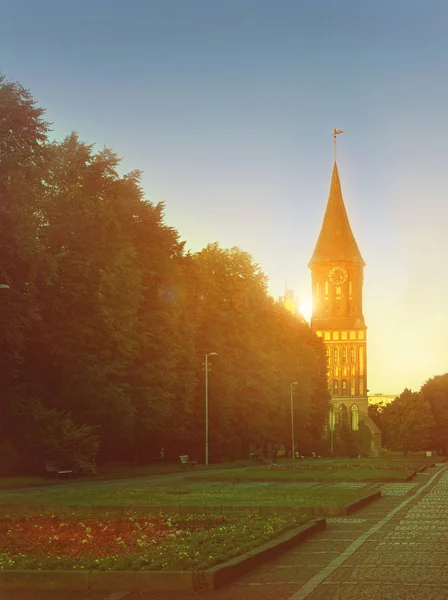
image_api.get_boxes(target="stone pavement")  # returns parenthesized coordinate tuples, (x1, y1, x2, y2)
(3, 463, 448, 600)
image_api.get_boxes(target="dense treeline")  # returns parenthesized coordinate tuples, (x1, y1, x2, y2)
(368, 374, 448, 456)
(0, 77, 330, 474)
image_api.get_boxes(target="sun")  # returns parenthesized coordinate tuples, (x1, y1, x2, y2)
(299, 297, 313, 323)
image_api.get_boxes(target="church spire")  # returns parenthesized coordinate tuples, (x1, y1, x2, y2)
(308, 161, 365, 267)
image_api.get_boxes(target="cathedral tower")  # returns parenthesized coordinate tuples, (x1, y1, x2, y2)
(309, 161, 369, 430)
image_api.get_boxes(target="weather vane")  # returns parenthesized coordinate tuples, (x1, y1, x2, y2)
(333, 128, 344, 161)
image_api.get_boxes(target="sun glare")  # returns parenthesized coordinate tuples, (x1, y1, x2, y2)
(300, 297, 313, 323)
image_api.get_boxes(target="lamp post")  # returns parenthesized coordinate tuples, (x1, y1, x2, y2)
(290, 381, 298, 460)
(205, 352, 217, 466)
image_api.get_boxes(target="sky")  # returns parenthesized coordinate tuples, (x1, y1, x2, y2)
(2, 0, 448, 395)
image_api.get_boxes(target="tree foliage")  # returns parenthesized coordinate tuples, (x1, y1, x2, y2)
(0, 76, 331, 472)
(380, 389, 434, 455)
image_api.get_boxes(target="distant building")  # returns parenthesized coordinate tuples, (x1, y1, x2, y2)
(368, 393, 398, 405)
(308, 159, 381, 449)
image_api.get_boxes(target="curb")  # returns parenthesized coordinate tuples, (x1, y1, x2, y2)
(0, 519, 325, 592)
(187, 474, 417, 483)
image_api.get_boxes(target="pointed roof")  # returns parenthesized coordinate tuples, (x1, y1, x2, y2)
(308, 162, 365, 267)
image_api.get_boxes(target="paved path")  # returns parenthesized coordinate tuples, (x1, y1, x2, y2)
(3, 463, 448, 600)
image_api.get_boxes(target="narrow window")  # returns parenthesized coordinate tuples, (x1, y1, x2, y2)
(359, 347, 364, 376)
(350, 347, 355, 362)
(342, 347, 347, 363)
(339, 403, 348, 425)
(334, 347, 339, 363)
(350, 379, 356, 394)
(351, 404, 359, 431)
(342, 379, 347, 394)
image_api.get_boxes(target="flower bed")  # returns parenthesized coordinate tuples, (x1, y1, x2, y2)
(0, 511, 309, 572)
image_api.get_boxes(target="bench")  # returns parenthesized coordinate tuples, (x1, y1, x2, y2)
(179, 455, 197, 468)
(45, 461, 74, 479)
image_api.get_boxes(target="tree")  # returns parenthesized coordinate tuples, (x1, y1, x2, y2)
(421, 374, 448, 455)
(381, 389, 434, 456)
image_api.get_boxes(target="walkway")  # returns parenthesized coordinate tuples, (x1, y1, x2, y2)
(3, 463, 448, 600)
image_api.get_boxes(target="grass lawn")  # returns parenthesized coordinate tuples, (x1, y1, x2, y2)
(187, 467, 413, 482)
(0, 482, 375, 509)
(0, 510, 310, 572)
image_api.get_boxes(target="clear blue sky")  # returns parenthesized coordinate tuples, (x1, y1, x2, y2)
(2, 0, 448, 394)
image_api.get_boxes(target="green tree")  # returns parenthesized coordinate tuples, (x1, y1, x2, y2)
(421, 374, 448, 455)
(381, 389, 434, 456)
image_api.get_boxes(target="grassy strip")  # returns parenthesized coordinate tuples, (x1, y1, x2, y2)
(0, 483, 375, 508)
(186, 468, 412, 481)
(0, 511, 310, 572)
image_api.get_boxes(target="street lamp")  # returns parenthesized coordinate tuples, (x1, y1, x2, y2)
(205, 352, 217, 466)
(290, 381, 298, 460)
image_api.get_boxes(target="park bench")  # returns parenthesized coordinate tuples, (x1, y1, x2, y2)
(179, 455, 197, 468)
(45, 460, 74, 479)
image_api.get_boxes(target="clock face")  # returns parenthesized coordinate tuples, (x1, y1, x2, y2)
(329, 266, 348, 286)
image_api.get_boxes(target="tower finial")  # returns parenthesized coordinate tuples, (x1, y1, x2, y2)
(333, 128, 344, 161)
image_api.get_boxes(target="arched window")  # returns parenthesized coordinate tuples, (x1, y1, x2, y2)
(351, 404, 359, 431)
(342, 347, 347, 363)
(342, 379, 347, 394)
(326, 345, 330, 359)
(359, 347, 364, 375)
(328, 406, 335, 431)
(350, 347, 355, 362)
(334, 347, 339, 363)
(350, 379, 356, 395)
(339, 404, 348, 425)
(333, 379, 339, 395)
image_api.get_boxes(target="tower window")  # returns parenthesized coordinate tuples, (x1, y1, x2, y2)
(350, 379, 355, 395)
(359, 347, 364, 376)
(359, 378, 364, 395)
(336, 286, 341, 300)
(334, 366, 339, 377)
(342, 347, 347, 363)
(333, 331, 339, 340)
(342, 379, 347, 394)
(334, 347, 339, 363)
(359, 331, 365, 340)
(324, 332, 330, 340)
(350, 331, 356, 340)
(351, 365, 355, 377)
(333, 380, 339, 395)
(351, 404, 359, 431)
(350, 347, 355, 362)
(342, 331, 347, 340)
